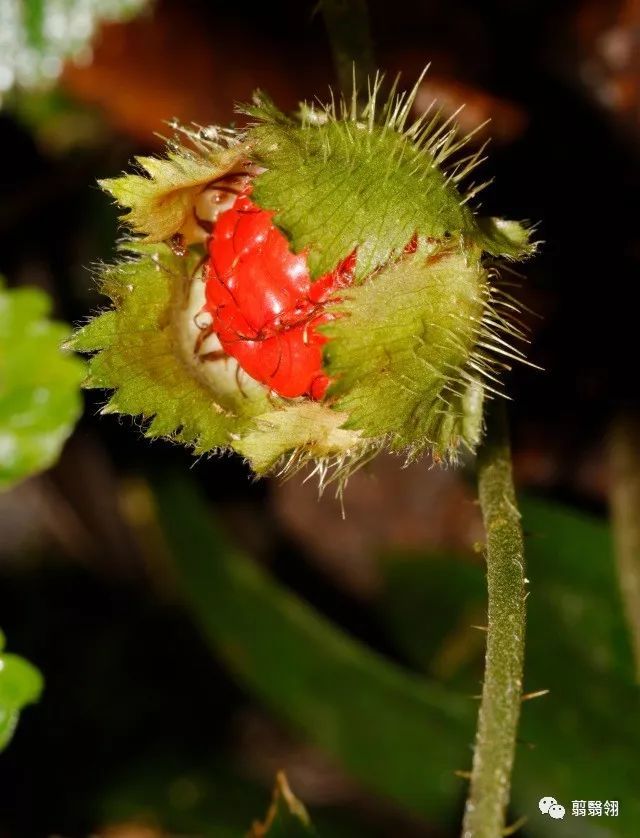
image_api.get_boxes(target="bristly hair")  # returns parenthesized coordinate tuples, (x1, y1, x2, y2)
(69, 70, 538, 497)
(244, 67, 496, 208)
(239, 70, 537, 283)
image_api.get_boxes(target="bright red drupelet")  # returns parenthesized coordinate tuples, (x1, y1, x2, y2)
(202, 193, 356, 399)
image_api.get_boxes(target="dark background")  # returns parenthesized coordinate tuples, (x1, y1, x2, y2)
(1, 1, 638, 835)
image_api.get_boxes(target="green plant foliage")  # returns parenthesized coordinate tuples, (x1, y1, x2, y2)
(0, 281, 84, 490)
(379, 498, 640, 837)
(157, 476, 640, 835)
(234, 402, 363, 477)
(0, 0, 148, 101)
(69, 246, 369, 476)
(245, 91, 535, 282)
(155, 474, 475, 824)
(248, 773, 315, 837)
(322, 245, 487, 456)
(0, 630, 43, 752)
(69, 245, 268, 452)
(74, 80, 534, 478)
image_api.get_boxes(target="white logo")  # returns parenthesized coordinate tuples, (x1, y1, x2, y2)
(539, 797, 565, 819)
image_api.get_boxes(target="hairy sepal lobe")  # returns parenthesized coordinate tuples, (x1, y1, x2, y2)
(70, 244, 271, 452)
(100, 126, 251, 245)
(242, 92, 535, 284)
(70, 244, 369, 481)
(321, 242, 489, 459)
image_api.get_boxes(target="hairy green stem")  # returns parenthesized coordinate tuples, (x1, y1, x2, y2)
(609, 411, 640, 682)
(320, 0, 375, 94)
(462, 402, 527, 838)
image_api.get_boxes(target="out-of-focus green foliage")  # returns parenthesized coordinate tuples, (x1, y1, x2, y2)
(156, 477, 639, 836)
(380, 498, 640, 837)
(155, 475, 474, 825)
(0, 0, 149, 102)
(0, 281, 84, 490)
(97, 758, 288, 838)
(0, 630, 43, 752)
(248, 772, 314, 836)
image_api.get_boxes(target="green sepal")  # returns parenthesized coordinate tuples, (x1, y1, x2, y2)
(243, 92, 535, 282)
(68, 244, 275, 452)
(321, 243, 489, 458)
(236, 401, 366, 477)
(477, 216, 536, 259)
(70, 246, 369, 482)
(0, 279, 84, 490)
(100, 127, 249, 244)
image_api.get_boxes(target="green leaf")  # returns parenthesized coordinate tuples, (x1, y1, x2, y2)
(155, 474, 475, 824)
(0, 630, 43, 752)
(379, 552, 487, 679)
(0, 281, 84, 490)
(0, 0, 148, 100)
(378, 498, 640, 836)
(246, 94, 534, 282)
(322, 246, 487, 457)
(159, 480, 639, 834)
(248, 773, 315, 837)
(516, 499, 639, 837)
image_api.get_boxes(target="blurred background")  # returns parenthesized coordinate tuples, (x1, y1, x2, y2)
(1, 0, 639, 835)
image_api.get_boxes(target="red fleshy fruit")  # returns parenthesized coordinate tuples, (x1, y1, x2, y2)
(203, 193, 356, 399)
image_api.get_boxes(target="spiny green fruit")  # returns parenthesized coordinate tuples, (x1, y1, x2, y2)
(69, 75, 535, 489)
